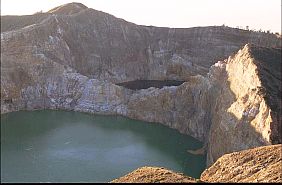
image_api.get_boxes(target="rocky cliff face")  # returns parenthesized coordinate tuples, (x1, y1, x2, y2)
(1, 3, 280, 83)
(126, 76, 213, 141)
(206, 44, 281, 166)
(1, 3, 281, 168)
(0, 66, 213, 141)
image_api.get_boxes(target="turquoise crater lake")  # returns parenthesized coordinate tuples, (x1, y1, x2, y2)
(1, 110, 206, 182)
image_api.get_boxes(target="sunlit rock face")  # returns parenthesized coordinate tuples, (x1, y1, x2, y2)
(1, 3, 281, 166)
(206, 44, 281, 166)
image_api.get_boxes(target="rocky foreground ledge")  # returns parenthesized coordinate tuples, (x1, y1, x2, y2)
(111, 167, 201, 183)
(111, 144, 282, 183)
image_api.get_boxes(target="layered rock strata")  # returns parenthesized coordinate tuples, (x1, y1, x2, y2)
(1, 3, 280, 84)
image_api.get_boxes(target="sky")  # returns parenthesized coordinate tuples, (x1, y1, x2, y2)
(1, 0, 281, 33)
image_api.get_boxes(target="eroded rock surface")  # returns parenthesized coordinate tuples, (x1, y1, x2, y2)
(206, 44, 281, 166)
(126, 76, 213, 141)
(1, 3, 280, 83)
(111, 166, 200, 183)
(201, 144, 282, 183)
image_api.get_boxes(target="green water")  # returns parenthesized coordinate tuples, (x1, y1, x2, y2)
(1, 110, 206, 182)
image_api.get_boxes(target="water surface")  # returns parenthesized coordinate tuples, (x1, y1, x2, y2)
(1, 110, 206, 182)
(116, 80, 185, 90)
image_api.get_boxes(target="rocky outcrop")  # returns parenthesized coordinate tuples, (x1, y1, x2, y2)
(126, 76, 213, 141)
(47, 2, 88, 15)
(206, 44, 281, 166)
(1, 2, 281, 169)
(201, 144, 282, 183)
(111, 166, 200, 183)
(111, 144, 282, 183)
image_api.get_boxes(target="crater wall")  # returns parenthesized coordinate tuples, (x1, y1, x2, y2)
(1, 3, 281, 168)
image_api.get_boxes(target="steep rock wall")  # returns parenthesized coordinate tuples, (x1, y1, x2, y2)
(127, 76, 213, 141)
(1, 64, 212, 141)
(1, 3, 281, 84)
(206, 44, 281, 166)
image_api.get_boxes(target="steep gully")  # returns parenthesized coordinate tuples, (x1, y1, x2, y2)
(1, 3, 281, 168)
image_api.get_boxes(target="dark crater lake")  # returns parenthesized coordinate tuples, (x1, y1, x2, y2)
(116, 80, 185, 90)
(1, 110, 206, 182)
